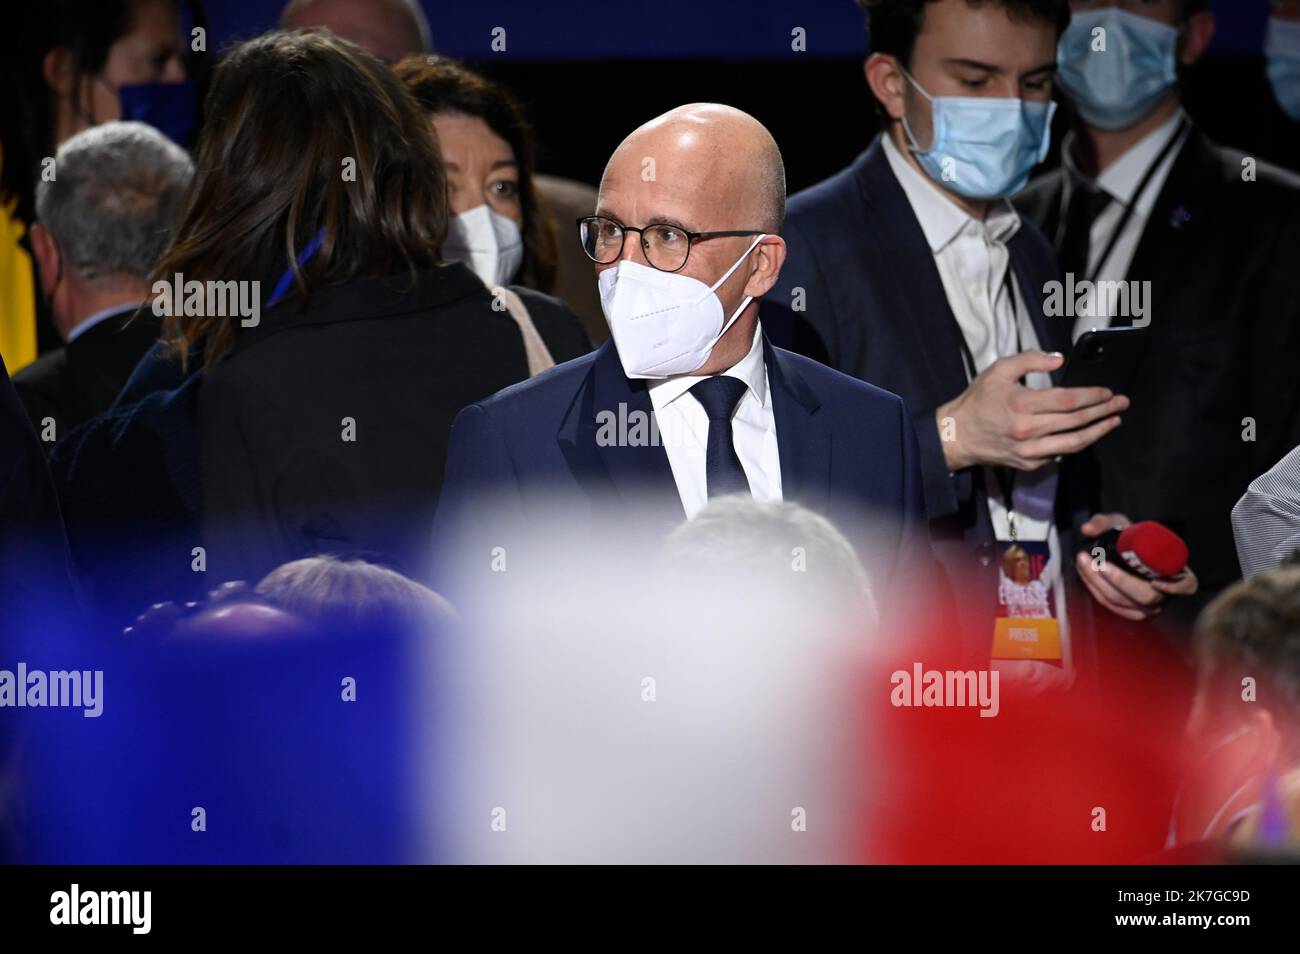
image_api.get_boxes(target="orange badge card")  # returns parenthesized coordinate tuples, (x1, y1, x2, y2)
(991, 540, 1061, 660)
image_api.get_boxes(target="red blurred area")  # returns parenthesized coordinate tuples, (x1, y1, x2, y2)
(859, 606, 1205, 864)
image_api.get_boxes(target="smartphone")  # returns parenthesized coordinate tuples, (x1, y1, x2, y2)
(1060, 327, 1149, 394)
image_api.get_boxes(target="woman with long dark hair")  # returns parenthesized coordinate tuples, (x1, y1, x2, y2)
(53, 30, 588, 619)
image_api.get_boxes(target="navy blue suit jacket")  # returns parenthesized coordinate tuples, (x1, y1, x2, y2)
(763, 138, 1090, 666)
(433, 334, 932, 609)
(766, 138, 1074, 538)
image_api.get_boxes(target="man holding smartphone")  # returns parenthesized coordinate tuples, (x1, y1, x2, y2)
(765, 0, 1196, 687)
(1018, 0, 1300, 607)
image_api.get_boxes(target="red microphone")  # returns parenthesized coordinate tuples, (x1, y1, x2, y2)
(1093, 521, 1190, 580)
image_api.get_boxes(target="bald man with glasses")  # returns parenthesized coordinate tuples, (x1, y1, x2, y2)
(433, 103, 938, 625)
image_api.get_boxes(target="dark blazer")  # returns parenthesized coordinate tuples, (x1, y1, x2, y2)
(1017, 126, 1300, 601)
(762, 137, 1089, 668)
(12, 305, 160, 450)
(768, 139, 1073, 528)
(432, 334, 932, 616)
(200, 262, 590, 585)
(1183, 57, 1300, 176)
(49, 367, 204, 627)
(0, 354, 76, 625)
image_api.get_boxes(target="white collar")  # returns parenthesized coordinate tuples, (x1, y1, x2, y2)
(648, 321, 768, 411)
(66, 301, 145, 344)
(1063, 108, 1187, 218)
(882, 133, 1021, 254)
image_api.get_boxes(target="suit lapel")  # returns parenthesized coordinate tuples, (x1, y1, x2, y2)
(1036, 173, 1066, 248)
(557, 341, 683, 521)
(556, 339, 834, 523)
(1119, 128, 1218, 331)
(855, 140, 1064, 390)
(1008, 234, 1069, 385)
(766, 339, 831, 517)
(855, 139, 974, 405)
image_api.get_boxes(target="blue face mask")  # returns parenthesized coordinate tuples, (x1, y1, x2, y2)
(1056, 7, 1179, 131)
(118, 80, 199, 148)
(1266, 16, 1300, 123)
(82, 75, 199, 148)
(900, 68, 1056, 200)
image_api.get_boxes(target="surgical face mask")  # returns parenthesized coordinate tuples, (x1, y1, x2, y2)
(1056, 7, 1179, 131)
(599, 234, 765, 379)
(900, 68, 1056, 200)
(81, 76, 199, 147)
(443, 204, 524, 287)
(1266, 16, 1300, 123)
(119, 80, 198, 147)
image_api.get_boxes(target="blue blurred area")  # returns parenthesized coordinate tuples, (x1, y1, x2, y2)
(205, 0, 1276, 61)
(7, 598, 434, 863)
(1214, 0, 1276, 56)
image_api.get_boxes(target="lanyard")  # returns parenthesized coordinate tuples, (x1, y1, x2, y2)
(266, 227, 327, 308)
(953, 269, 1024, 540)
(1070, 117, 1189, 285)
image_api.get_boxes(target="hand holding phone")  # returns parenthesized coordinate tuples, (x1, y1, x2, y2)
(1061, 327, 1149, 394)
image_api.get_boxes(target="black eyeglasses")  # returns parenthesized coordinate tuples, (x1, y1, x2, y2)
(577, 215, 764, 273)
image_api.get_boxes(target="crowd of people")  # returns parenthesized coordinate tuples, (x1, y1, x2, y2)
(2, 0, 1300, 863)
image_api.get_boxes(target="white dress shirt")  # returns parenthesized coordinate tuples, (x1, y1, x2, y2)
(648, 322, 782, 520)
(1060, 108, 1189, 341)
(884, 135, 1072, 687)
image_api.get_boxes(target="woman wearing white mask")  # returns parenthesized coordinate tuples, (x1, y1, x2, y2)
(395, 55, 590, 376)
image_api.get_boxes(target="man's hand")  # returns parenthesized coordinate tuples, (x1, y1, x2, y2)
(936, 350, 1129, 472)
(1075, 512, 1198, 621)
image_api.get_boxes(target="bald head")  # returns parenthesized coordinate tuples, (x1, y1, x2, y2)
(602, 103, 785, 236)
(595, 104, 788, 377)
(280, 0, 432, 62)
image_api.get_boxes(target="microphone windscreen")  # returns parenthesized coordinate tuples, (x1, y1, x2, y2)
(1116, 521, 1189, 579)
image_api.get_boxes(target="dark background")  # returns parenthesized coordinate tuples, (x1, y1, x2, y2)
(190, 1, 1292, 192)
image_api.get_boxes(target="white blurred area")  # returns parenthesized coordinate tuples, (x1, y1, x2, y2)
(424, 496, 880, 863)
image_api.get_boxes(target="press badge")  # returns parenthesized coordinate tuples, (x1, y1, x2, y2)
(991, 540, 1062, 661)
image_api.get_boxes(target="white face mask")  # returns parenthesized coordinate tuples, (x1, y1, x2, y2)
(598, 234, 765, 379)
(443, 204, 524, 286)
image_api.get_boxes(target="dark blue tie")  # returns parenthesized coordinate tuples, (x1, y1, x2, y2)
(690, 376, 751, 499)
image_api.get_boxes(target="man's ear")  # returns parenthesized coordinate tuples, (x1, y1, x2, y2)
(743, 236, 787, 300)
(1180, 11, 1216, 68)
(865, 53, 907, 122)
(29, 223, 60, 298)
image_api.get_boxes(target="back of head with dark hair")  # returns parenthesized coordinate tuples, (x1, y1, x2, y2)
(857, 0, 1072, 68)
(157, 30, 447, 369)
